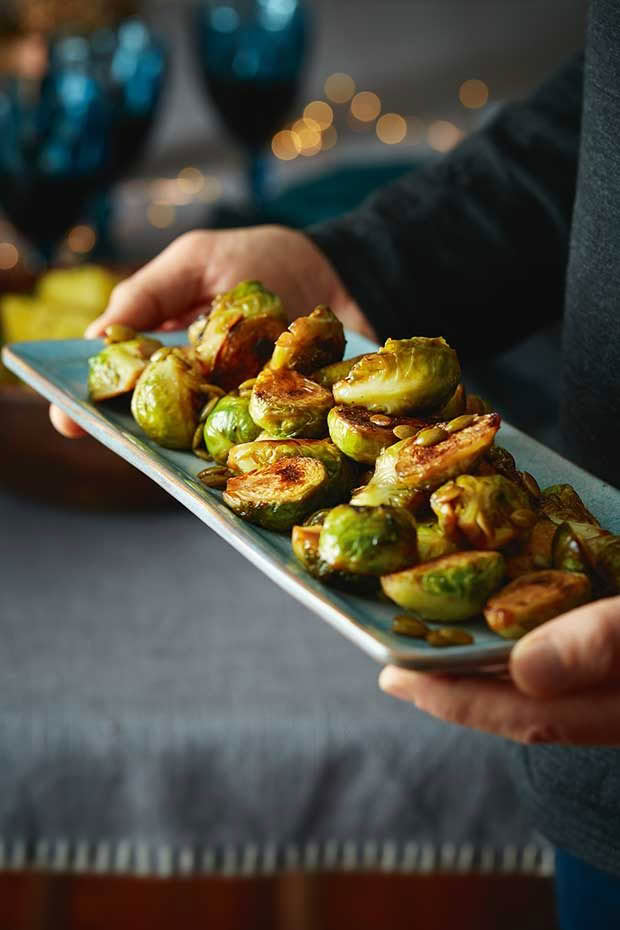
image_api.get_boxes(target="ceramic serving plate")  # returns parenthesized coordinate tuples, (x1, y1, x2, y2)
(5, 332, 620, 673)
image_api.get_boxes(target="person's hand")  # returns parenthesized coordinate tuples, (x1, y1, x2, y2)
(379, 595, 620, 745)
(50, 225, 375, 438)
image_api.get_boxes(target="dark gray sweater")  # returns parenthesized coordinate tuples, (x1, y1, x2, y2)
(310, 0, 620, 876)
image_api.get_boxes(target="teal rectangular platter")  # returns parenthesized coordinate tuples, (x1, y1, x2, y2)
(4, 332, 620, 673)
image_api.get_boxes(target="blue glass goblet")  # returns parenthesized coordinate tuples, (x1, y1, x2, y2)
(195, 0, 309, 207)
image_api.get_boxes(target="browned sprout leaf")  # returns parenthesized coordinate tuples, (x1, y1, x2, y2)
(540, 484, 600, 527)
(248, 367, 334, 438)
(270, 305, 345, 373)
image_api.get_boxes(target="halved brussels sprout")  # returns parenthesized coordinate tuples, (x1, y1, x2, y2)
(311, 354, 367, 389)
(131, 347, 205, 449)
(431, 474, 535, 550)
(505, 517, 557, 579)
(372, 413, 500, 492)
(203, 393, 262, 464)
(416, 521, 459, 563)
(291, 524, 378, 592)
(88, 337, 162, 402)
(332, 336, 461, 415)
(248, 367, 333, 438)
(223, 456, 331, 531)
(349, 483, 427, 513)
(226, 438, 355, 503)
(381, 551, 506, 621)
(194, 281, 287, 390)
(270, 305, 345, 373)
(327, 405, 427, 465)
(484, 570, 591, 639)
(318, 504, 418, 576)
(541, 484, 600, 527)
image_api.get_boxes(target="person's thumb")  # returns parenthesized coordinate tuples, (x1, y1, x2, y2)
(510, 595, 620, 698)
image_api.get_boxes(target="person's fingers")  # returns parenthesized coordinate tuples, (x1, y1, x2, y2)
(378, 666, 620, 745)
(510, 596, 620, 698)
(84, 232, 213, 338)
(49, 403, 86, 438)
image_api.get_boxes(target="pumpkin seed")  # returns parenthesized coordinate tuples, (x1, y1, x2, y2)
(414, 427, 449, 447)
(198, 467, 233, 488)
(199, 395, 220, 423)
(369, 414, 392, 427)
(104, 323, 136, 344)
(445, 414, 475, 433)
(392, 424, 418, 440)
(426, 627, 474, 647)
(392, 615, 429, 638)
(520, 471, 541, 499)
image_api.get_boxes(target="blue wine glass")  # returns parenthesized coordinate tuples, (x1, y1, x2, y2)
(0, 19, 166, 263)
(195, 0, 309, 207)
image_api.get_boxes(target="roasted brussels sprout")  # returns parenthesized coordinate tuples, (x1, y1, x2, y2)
(248, 367, 333, 438)
(332, 336, 461, 415)
(436, 383, 467, 419)
(431, 474, 535, 550)
(318, 504, 418, 576)
(291, 524, 378, 592)
(349, 483, 427, 513)
(541, 484, 600, 527)
(223, 456, 331, 531)
(505, 517, 557, 579)
(416, 520, 459, 563)
(372, 413, 500, 491)
(484, 570, 591, 639)
(327, 405, 427, 465)
(381, 551, 506, 621)
(270, 305, 345, 373)
(131, 348, 206, 449)
(552, 522, 620, 594)
(88, 336, 162, 402)
(194, 281, 287, 390)
(311, 354, 367, 389)
(226, 438, 355, 503)
(203, 393, 262, 464)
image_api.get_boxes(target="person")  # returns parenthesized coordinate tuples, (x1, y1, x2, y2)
(51, 1, 620, 925)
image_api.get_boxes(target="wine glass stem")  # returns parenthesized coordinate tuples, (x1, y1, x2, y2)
(248, 150, 269, 207)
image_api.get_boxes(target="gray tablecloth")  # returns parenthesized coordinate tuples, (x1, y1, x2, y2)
(0, 327, 562, 877)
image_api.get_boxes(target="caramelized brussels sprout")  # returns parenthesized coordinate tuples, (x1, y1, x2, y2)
(318, 504, 418, 576)
(88, 336, 162, 402)
(291, 525, 378, 592)
(270, 305, 345, 373)
(223, 456, 331, 531)
(381, 551, 506, 621)
(194, 281, 287, 390)
(327, 405, 427, 465)
(552, 522, 620, 594)
(372, 413, 500, 491)
(416, 521, 459, 563)
(484, 570, 591, 639)
(349, 483, 427, 513)
(465, 393, 492, 415)
(131, 348, 205, 449)
(541, 484, 600, 527)
(203, 393, 262, 464)
(333, 336, 461, 415)
(431, 474, 535, 550)
(312, 354, 367, 389)
(249, 367, 333, 438)
(505, 517, 557, 579)
(226, 438, 355, 502)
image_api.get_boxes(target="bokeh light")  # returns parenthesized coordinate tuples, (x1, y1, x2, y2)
(292, 118, 322, 156)
(324, 72, 356, 104)
(271, 129, 301, 160)
(303, 100, 333, 130)
(350, 91, 381, 122)
(459, 79, 489, 109)
(177, 166, 205, 195)
(376, 113, 407, 144)
(427, 120, 463, 152)
(0, 241, 18, 270)
(148, 203, 175, 228)
(198, 176, 223, 202)
(67, 224, 96, 253)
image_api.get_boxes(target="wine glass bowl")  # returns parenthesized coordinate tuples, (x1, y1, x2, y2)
(195, 0, 309, 204)
(0, 18, 167, 261)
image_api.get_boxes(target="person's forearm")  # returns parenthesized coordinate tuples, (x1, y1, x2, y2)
(308, 55, 583, 357)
